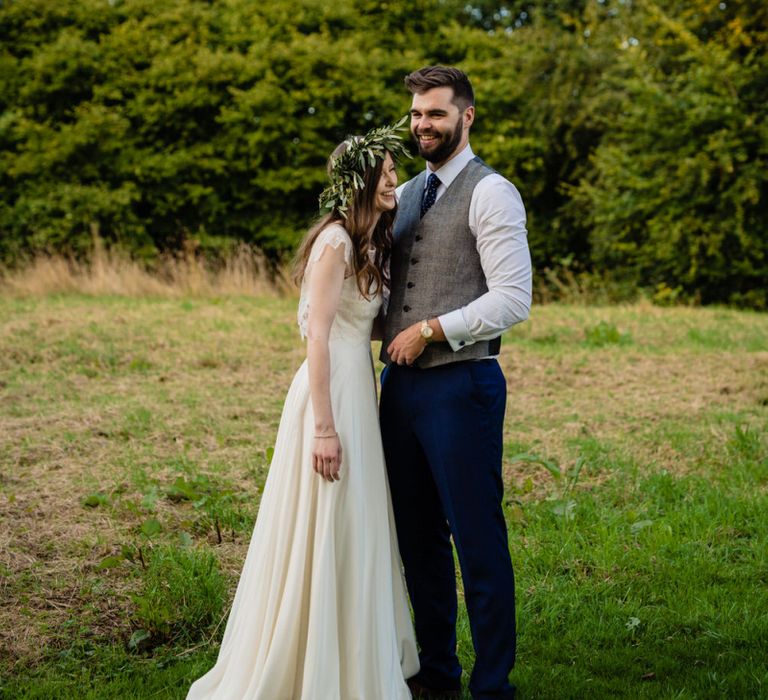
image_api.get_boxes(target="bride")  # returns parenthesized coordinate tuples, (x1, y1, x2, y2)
(187, 119, 419, 700)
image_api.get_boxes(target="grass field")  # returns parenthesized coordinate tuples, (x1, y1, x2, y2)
(1, 294, 766, 699)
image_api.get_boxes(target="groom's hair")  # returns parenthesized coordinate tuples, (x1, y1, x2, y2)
(404, 66, 475, 111)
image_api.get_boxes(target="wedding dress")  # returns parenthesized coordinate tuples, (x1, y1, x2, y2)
(187, 224, 419, 700)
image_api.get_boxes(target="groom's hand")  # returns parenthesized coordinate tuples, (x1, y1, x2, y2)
(387, 322, 428, 366)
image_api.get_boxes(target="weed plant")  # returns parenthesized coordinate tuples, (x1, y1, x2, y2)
(130, 544, 227, 649)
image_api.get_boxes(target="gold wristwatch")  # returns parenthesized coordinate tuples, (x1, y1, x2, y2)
(420, 319, 434, 343)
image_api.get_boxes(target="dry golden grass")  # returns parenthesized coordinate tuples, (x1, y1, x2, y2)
(0, 243, 291, 298)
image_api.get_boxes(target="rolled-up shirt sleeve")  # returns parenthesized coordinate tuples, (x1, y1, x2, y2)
(438, 174, 532, 351)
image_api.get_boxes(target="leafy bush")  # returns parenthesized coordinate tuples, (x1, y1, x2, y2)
(583, 321, 631, 348)
(0, 0, 765, 305)
(574, 2, 768, 308)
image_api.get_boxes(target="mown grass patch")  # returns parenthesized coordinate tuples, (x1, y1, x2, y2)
(506, 446, 768, 698)
(1, 296, 766, 698)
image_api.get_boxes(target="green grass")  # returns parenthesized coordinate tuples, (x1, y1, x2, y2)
(1, 296, 766, 698)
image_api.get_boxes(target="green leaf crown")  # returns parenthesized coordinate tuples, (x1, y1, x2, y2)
(318, 116, 410, 217)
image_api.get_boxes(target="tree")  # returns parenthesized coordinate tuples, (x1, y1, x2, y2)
(574, 0, 768, 306)
(1, 0, 765, 307)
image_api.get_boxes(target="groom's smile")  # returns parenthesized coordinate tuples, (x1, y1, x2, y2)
(412, 118, 463, 165)
(409, 85, 474, 169)
(416, 132, 439, 145)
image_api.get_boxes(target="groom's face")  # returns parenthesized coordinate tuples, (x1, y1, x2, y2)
(409, 86, 474, 167)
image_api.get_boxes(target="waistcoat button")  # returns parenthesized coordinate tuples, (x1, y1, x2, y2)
(411, 257, 418, 264)
(407, 282, 415, 288)
(403, 305, 411, 312)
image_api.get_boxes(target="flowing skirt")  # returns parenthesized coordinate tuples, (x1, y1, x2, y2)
(187, 339, 419, 699)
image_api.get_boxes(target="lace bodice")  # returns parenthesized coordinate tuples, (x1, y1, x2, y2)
(297, 224, 382, 343)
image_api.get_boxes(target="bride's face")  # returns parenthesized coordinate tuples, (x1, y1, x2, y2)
(374, 153, 398, 213)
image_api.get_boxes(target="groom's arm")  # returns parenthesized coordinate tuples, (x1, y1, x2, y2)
(438, 175, 532, 350)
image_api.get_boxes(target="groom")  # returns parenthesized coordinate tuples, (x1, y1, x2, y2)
(380, 66, 532, 700)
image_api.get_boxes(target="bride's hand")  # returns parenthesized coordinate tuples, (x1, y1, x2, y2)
(312, 434, 343, 482)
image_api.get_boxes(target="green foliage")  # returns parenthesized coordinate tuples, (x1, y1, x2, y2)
(163, 471, 255, 539)
(0, 0, 433, 262)
(131, 544, 226, 646)
(583, 320, 631, 347)
(0, 0, 765, 306)
(82, 491, 110, 508)
(139, 517, 162, 538)
(574, 1, 768, 308)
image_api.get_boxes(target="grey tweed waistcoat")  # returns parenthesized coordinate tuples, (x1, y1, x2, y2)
(381, 157, 500, 369)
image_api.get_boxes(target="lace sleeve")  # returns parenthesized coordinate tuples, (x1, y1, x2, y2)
(297, 224, 353, 339)
(307, 224, 353, 269)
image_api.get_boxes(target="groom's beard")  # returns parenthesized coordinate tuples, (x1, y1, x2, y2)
(412, 117, 464, 164)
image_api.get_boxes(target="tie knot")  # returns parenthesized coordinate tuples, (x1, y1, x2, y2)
(421, 173, 441, 218)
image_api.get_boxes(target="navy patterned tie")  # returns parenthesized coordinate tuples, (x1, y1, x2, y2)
(420, 173, 441, 218)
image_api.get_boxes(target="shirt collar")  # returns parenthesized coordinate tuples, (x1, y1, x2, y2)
(423, 143, 475, 189)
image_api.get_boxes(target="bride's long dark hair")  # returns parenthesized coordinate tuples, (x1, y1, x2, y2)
(292, 142, 395, 299)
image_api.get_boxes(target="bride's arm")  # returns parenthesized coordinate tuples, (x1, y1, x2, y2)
(305, 242, 347, 483)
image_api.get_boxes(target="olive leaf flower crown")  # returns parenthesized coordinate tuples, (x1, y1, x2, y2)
(318, 115, 411, 217)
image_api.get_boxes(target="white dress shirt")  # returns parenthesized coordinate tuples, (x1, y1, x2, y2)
(395, 144, 532, 352)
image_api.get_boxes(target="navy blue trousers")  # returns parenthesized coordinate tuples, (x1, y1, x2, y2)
(380, 359, 516, 700)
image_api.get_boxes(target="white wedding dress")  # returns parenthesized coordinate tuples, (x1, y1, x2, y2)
(187, 225, 419, 700)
